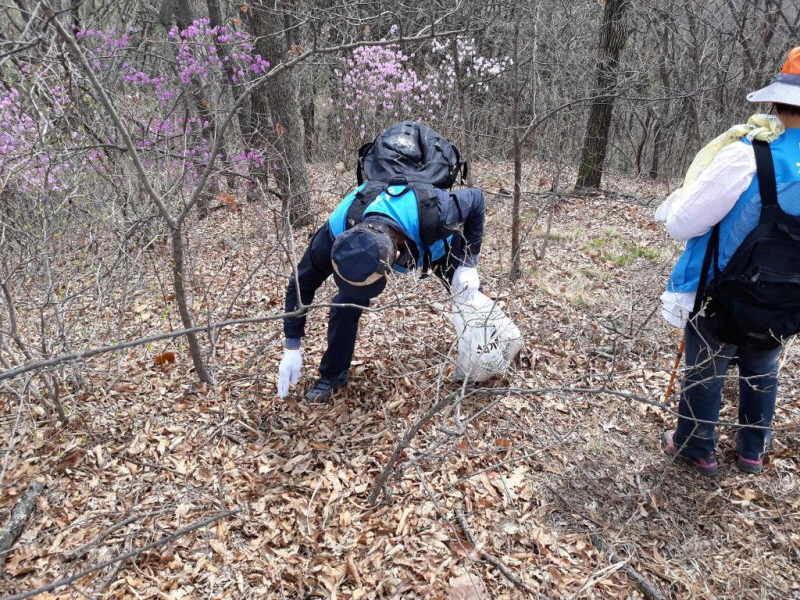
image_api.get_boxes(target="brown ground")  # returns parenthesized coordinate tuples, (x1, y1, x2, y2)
(2, 163, 800, 599)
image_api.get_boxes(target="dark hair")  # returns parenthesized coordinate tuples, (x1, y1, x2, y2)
(774, 103, 800, 116)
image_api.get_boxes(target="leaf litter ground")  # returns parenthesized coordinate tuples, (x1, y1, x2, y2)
(2, 164, 800, 599)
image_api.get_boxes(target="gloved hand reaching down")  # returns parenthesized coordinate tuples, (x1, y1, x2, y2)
(277, 348, 302, 398)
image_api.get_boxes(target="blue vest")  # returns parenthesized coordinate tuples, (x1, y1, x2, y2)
(328, 184, 450, 267)
(668, 129, 800, 293)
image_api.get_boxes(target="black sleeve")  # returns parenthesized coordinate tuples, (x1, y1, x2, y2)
(441, 187, 485, 267)
(283, 223, 335, 339)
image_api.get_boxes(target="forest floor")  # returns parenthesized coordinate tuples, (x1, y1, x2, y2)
(3, 162, 800, 600)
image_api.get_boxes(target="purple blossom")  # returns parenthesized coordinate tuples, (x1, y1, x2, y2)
(4, 20, 292, 197)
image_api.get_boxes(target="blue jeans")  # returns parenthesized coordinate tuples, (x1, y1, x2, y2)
(674, 316, 781, 461)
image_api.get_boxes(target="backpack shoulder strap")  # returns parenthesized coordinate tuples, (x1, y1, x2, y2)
(692, 223, 720, 317)
(345, 181, 388, 229)
(406, 183, 444, 276)
(356, 142, 374, 186)
(412, 184, 443, 247)
(753, 139, 778, 218)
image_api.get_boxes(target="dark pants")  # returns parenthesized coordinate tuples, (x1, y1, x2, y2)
(319, 237, 465, 378)
(318, 289, 372, 378)
(285, 224, 466, 380)
(674, 316, 781, 461)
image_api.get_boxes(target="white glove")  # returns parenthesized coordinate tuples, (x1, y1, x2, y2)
(278, 348, 302, 398)
(452, 266, 480, 300)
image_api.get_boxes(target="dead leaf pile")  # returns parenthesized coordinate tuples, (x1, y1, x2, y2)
(2, 163, 800, 598)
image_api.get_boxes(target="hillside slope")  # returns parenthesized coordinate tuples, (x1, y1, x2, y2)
(3, 165, 800, 599)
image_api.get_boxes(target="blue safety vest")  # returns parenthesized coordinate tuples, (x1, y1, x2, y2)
(328, 184, 450, 267)
(668, 129, 800, 293)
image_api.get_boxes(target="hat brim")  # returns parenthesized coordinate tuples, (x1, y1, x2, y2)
(747, 81, 800, 107)
(332, 271, 387, 301)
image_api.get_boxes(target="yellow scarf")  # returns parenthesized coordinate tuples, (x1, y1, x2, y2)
(682, 114, 784, 187)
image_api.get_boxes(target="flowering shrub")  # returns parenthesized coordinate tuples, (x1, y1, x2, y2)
(0, 85, 74, 195)
(334, 30, 442, 142)
(81, 20, 270, 186)
(333, 28, 512, 145)
(428, 37, 514, 92)
(1, 20, 270, 199)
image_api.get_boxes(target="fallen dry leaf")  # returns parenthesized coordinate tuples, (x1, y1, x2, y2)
(448, 572, 488, 600)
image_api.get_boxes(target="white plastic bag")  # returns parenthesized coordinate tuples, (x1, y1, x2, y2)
(450, 291, 524, 382)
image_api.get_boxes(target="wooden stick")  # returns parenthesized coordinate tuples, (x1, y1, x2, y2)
(0, 481, 44, 573)
(545, 485, 667, 599)
(455, 508, 537, 595)
(63, 508, 170, 562)
(367, 392, 456, 505)
(589, 534, 668, 600)
(663, 336, 685, 403)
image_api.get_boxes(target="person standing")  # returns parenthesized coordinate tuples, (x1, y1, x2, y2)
(657, 47, 800, 475)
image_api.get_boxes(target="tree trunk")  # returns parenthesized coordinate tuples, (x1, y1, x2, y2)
(301, 83, 316, 161)
(650, 121, 663, 179)
(451, 38, 474, 187)
(171, 226, 212, 383)
(510, 14, 522, 281)
(575, 0, 629, 190)
(250, 1, 311, 226)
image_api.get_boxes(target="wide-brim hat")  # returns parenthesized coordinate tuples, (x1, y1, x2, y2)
(331, 220, 395, 301)
(747, 47, 800, 107)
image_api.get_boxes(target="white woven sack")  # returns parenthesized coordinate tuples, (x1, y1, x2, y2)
(450, 291, 523, 382)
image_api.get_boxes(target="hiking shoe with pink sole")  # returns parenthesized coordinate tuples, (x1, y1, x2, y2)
(662, 430, 719, 477)
(736, 455, 764, 474)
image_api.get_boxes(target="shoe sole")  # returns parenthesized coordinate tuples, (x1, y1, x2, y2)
(736, 460, 763, 475)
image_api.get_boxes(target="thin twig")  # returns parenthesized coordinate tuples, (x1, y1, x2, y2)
(0, 298, 452, 382)
(89, 553, 125, 598)
(367, 392, 456, 504)
(235, 419, 265, 442)
(4, 509, 239, 600)
(62, 508, 170, 562)
(589, 534, 668, 600)
(544, 483, 668, 599)
(455, 507, 538, 595)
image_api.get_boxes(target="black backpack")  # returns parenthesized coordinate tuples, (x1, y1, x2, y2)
(347, 122, 467, 272)
(356, 121, 467, 190)
(694, 139, 800, 349)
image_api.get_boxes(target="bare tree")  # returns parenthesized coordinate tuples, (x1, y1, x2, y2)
(249, 1, 311, 225)
(575, 0, 630, 190)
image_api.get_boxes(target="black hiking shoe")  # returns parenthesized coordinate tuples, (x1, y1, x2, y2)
(304, 371, 350, 402)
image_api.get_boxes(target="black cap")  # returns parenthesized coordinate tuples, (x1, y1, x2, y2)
(331, 221, 395, 300)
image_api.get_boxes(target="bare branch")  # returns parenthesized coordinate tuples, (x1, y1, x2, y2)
(0, 481, 43, 574)
(4, 509, 239, 600)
